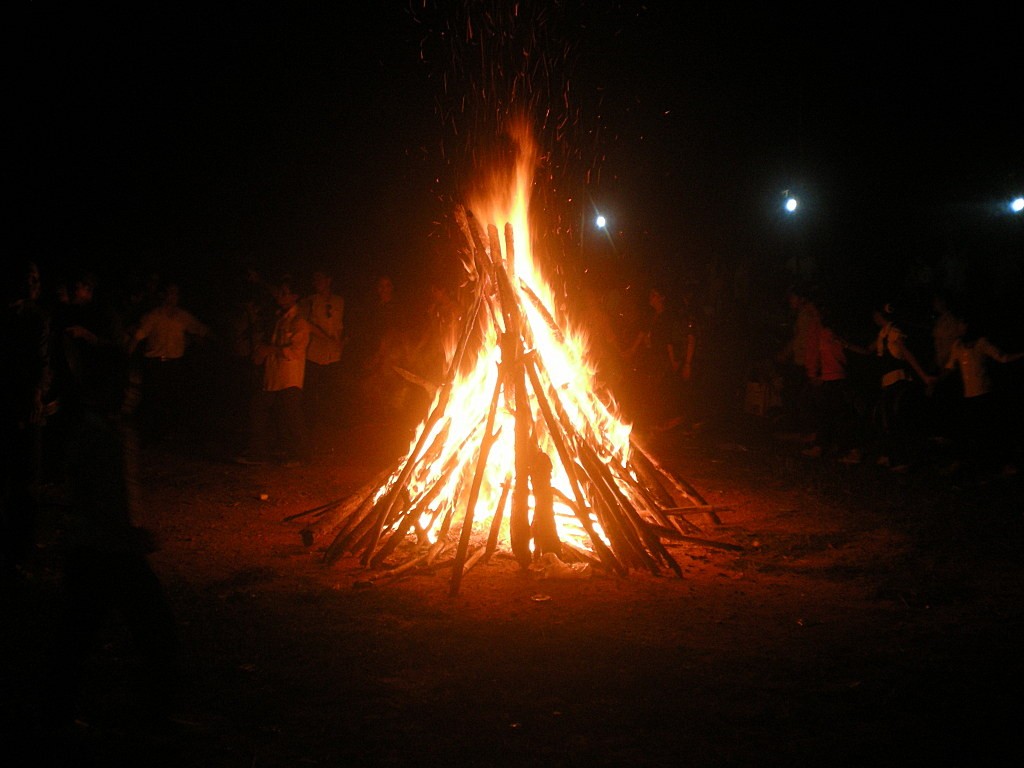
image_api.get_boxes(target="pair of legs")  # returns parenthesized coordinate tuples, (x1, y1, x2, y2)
(246, 386, 309, 463)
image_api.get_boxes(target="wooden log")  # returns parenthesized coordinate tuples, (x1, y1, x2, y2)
(607, 459, 676, 526)
(324, 490, 389, 565)
(591, 490, 645, 570)
(425, 533, 452, 567)
(285, 497, 343, 523)
(559, 539, 602, 568)
(369, 421, 486, 567)
(503, 221, 516, 276)
(672, 535, 745, 553)
(666, 514, 705, 537)
(522, 352, 626, 577)
(578, 439, 684, 578)
(510, 369, 534, 569)
(300, 466, 393, 546)
(461, 545, 488, 576)
(483, 473, 513, 562)
(625, 447, 677, 509)
(576, 449, 661, 575)
(518, 280, 566, 345)
(449, 362, 504, 596)
(589, 463, 685, 576)
(482, 222, 535, 571)
(552, 398, 679, 571)
(646, 522, 688, 540)
(531, 368, 672, 574)
(359, 283, 487, 561)
(630, 436, 709, 507)
(357, 486, 411, 565)
(660, 505, 727, 525)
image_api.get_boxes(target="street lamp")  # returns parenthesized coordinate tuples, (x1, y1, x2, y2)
(1010, 196, 1024, 214)
(595, 214, 607, 229)
(779, 189, 805, 277)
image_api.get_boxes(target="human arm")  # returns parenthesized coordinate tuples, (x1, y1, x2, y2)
(838, 336, 871, 356)
(892, 335, 936, 388)
(184, 311, 210, 341)
(980, 338, 1024, 365)
(273, 318, 310, 362)
(127, 312, 152, 356)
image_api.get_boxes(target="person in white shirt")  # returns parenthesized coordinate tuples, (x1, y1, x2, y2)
(300, 269, 344, 432)
(128, 282, 209, 443)
(237, 278, 311, 466)
(867, 303, 935, 471)
(941, 316, 1023, 477)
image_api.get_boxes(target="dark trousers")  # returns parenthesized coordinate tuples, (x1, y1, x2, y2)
(873, 379, 924, 464)
(304, 361, 342, 430)
(955, 393, 1010, 471)
(139, 357, 186, 443)
(815, 378, 859, 452)
(1, 420, 41, 575)
(781, 362, 816, 434)
(248, 386, 308, 461)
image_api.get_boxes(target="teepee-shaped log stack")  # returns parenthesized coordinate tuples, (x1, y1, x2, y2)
(309, 205, 711, 595)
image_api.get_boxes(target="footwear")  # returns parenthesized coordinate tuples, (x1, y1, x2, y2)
(889, 463, 910, 474)
(838, 448, 862, 465)
(800, 445, 823, 458)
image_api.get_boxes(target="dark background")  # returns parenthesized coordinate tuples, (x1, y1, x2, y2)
(25, 1, 1023, 327)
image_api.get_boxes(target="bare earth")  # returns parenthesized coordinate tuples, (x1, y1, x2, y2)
(6, 415, 1024, 767)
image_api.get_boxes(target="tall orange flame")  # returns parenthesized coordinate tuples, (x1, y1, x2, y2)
(374, 122, 631, 556)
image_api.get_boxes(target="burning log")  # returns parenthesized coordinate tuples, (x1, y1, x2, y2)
(483, 473, 512, 562)
(449, 362, 504, 596)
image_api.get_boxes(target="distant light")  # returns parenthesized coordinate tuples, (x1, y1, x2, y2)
(785, 197, 798, 214)
(1011, 197, 1024, 213)
(595, 214, 607, 228)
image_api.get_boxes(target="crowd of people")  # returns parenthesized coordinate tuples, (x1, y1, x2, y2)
(6, 256, 1023, 521)
(508, 262, 1024, 487)
(770, 283, 1024, 480)
(0, 259, 453, 741)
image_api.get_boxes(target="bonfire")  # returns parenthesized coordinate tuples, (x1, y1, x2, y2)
(298, 125, 717, 595)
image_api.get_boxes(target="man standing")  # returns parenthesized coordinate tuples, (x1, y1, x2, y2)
(238, 277, 310, 466)
(300, 269, 344, 433)
(128, 282, 209, 444)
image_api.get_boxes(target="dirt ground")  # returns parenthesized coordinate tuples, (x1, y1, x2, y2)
(5, 411, 1024, 767)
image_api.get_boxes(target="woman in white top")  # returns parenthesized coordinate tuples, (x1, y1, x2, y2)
(942, 317, 1023, 476)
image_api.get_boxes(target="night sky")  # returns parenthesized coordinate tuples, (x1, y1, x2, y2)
(27, 2, 1022, 310)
